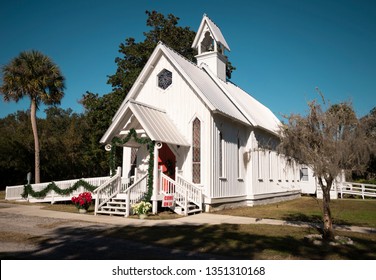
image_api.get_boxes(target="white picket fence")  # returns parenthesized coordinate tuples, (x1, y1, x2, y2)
(339, 182, 376, 199)
(5, 176, 110, 203)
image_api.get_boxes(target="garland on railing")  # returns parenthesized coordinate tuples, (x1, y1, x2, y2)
(110, 128, 155, 201)
(21, 179, 97, 199)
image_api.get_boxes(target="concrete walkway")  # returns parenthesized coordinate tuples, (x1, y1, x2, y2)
(0, 202, 375, 234)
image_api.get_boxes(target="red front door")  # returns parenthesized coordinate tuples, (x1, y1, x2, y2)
(158, 143, 176, 179)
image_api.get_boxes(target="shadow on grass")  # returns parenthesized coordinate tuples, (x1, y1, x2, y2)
(1, 223, 376, 260)
(282, 213, 355, 229)
(282, 213, 323, 225)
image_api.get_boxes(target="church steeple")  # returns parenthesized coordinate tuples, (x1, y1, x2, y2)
(192, 14, 230, 81)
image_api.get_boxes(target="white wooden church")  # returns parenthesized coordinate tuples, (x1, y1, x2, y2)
(98, 14, 317, 215)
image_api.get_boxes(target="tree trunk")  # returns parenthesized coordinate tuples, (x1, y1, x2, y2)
(319, 177, 335, 240)
(30, 99, 40, 183)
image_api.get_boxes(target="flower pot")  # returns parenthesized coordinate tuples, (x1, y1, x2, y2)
(79, 209, 87, 214)
(139, 214, 148, 219)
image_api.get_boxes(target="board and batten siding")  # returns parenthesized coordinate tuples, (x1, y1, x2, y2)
(251, 149, 301, 195)
(210, 116, 248, 198)
(134, 54, 212, 191)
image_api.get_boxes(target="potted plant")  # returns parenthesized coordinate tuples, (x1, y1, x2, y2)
(131, 201, 152, 219)
(71, 192, 92, 213)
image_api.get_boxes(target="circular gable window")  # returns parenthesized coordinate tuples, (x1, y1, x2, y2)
(157, 69, 172, 90)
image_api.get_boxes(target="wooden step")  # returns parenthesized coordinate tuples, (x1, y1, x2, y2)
(106, 201, 127, 207)
(96, 210, 126, 216)
(101, 205, 127, 211)
(173, 203, 201, 215)
(187, 208, 202, 214)
(97, 197, 128, 216)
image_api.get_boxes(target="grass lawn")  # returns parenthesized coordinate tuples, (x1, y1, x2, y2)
(99, 196, 376, 259)
(215, 196, 376, 228)
(103, 223, 376, 259)
(0, 191, 181, 220)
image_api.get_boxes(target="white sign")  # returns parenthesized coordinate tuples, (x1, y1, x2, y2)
(162, 195, 174, 207)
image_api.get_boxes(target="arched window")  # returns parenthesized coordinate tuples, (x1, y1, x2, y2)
(237, 138, 242, 179)
(192, 118, 201, 184)
(219, 132, 225, 178)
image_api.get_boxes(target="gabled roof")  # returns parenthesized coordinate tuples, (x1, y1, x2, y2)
(103, 41, 281, 144)
(112, 42, 249, 125)
(161, 43, 281, 133)
(201, 64, 281, 134)
(192, 14, 230, 51)
(164, 44, 249, 125)
(220, 79, 281, 134)
(101, 99, 189, 146)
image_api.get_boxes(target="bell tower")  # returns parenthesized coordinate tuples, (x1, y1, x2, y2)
(192, 14, 231, 81)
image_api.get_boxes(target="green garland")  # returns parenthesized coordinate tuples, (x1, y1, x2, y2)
(110, 128, 155, 201)
(21, 179, 96, 199)
(22, 128, 155, 201)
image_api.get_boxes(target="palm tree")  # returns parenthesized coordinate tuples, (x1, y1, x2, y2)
(0, 50, 65, 183)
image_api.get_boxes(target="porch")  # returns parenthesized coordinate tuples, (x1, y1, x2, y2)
(4, 167, 203, 216)
(94, 167, 203, 217)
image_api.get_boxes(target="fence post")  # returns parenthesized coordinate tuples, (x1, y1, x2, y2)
(51, 190, 55, 205)
(159, 168, 163, 193)
(184, 189, 188, 216)
(116, 166, 122, 193)
(94, 191, 99, 216)
(340, 184, 343, 199)
(198, 188, 203, 211)
(361, 184, 365, 199)
(126, 190, 130, 217)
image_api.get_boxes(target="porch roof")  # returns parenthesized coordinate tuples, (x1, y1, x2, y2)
(100, 100, 190, 147)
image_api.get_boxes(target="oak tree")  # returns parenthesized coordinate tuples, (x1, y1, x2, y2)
(278, 93, 369, 240)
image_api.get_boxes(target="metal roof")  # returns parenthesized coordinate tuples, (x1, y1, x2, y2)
(129, 101, 190, 146)
(100, 99, 189, 146)
(220, 80, 281, 134)
(164, 46, 250, 125)
(102, 42, 282, 145)
(163, 45, 281, 133)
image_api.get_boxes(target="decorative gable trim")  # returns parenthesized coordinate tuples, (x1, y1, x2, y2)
(112, 42, 217, 122)
(192, 14, 230, 51)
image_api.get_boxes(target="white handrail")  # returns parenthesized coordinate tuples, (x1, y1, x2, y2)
(176, 174, 203, 209)
(160, 172, 203, 215)
(94, 167, 122, 214)
(124, 173, 149, 217)
(160, 171, 176, 194)
(93, 175, 120, 194)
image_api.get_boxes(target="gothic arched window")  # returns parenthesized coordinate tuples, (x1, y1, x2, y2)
(192, 118, 201, 184)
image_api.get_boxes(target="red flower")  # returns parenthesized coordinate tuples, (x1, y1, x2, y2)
(71, 192, 92, 210)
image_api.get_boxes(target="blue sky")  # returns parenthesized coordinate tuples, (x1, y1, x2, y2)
(0, 0, 375, 119)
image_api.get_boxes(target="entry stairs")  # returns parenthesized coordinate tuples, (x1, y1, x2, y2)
(93, 167, 203, 217)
